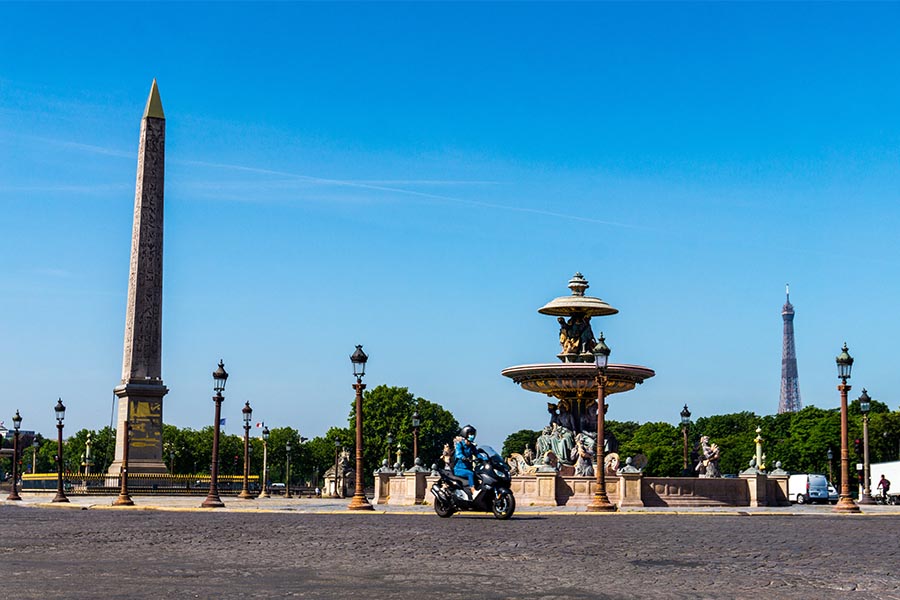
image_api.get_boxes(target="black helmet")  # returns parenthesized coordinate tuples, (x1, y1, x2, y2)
(461, 424, 477, 439)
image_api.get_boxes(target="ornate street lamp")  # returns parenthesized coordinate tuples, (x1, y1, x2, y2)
(201, 360, 228, 508)
(239, 401, 254, 499)
(52, 399, 69, 503)
(386, 432, 394, 466)
(6, 410, 22, 501)
(834, 343, 859, 513)
(259, 425, 270, 498)
(285, 440, 293, 498)
(680, 404, 691, 476)
(412, 408, 421, 462)
(827, 447, 834, 483)
(113, 421, 134, 506)
(333, 440, 342, 498)
(169, 451, 175, 473)
(587, 333, 615, 512)
(858, 389, 874, 505)
(348, 344, 374, 510)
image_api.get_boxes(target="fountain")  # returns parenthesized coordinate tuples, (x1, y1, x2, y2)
(501, 273, 655, 470)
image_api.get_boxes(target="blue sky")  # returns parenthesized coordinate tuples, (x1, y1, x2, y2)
(2, 2, 899, 448)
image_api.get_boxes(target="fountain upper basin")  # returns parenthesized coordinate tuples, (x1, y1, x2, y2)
(501, 363, 655, 398)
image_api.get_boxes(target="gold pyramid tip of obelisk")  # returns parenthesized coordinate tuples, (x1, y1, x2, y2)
(143, 79, 165, 120)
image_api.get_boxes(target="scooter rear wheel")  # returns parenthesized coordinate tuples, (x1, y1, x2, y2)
(492, 491, 515, 520)
(434, 496, 455, 518)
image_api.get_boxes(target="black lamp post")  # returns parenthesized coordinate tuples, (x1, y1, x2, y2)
(587, 334, 615, 512)
(239, 401, 254, 499)
(333, 440, 342, 498)
(858, 389, 873, 505)
(6, 410, 22, 501)
(680, 404, 691, 476)
(827, 447, 834, 483)
(386, 432, 394, 467)
(285, 440, 293, 498)
(169, 451, 175, 473)
(259, 425, 270, 498)
(202, 360, 228, 508)
(113, 421, 134, 506)
(348, 345, 374, 510)
(834, 343, 859, 513)
(52, 399, 69, 503)
(412, 408, 421, 463)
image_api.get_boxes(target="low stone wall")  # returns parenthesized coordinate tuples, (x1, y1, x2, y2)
(642, 477, 750, 507)
(555, 476, 620, 506)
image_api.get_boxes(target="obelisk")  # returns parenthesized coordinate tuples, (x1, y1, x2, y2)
(108, 80, 169, 475)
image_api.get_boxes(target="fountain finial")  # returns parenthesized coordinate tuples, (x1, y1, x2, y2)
(568, 273, 589, 296)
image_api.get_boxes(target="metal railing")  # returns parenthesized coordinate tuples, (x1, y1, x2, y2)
(21, 473, 259, 496)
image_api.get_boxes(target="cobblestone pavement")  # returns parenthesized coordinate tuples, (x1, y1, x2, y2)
(3, 502, 899, 599)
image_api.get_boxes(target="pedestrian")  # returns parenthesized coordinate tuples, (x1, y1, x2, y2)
(877, 474, 891, 501)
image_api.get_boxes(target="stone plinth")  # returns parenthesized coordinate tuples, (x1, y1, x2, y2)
(386, 472, 428, 506)
(618, 471, 644, 507)
(373, 473, 395, 504)
(108, 382, 168, 475)
(767, 473, 790, 506)
(740, 471, 768, 507)
(509, 472, 560, 507)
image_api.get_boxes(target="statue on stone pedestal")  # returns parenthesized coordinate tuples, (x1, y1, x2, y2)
(695, 436, 721, 478)
(571, 433, 595, 477)
(441, 443, 453, 469)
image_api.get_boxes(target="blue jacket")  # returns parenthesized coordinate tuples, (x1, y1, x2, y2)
(454, 438, 474, 468)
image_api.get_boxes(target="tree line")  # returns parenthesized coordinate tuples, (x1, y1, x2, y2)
(7, 389, 898, 488)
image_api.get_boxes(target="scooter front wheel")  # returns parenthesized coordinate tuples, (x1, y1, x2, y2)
(492, 491, 515, 520)
(434, 496, 456, 518)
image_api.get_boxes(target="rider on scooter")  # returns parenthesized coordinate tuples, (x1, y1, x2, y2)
(454, 425, 478, 498)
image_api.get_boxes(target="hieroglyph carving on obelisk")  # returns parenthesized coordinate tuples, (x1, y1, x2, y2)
(109, 80, 169, 475)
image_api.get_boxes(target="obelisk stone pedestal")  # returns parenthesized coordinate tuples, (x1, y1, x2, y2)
(108, 80, 169, 476)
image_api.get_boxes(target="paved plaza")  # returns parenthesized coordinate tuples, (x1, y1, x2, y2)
(3, 498, 899, 599)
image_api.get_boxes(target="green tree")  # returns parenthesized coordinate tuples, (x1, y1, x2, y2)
(619, 421, 681, 476)
(348, 385, 458, 481)
(502, 429, 540, 458)
(606, 420, 641, 450)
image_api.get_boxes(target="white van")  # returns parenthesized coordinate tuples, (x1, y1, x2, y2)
(788, 473, 830, 504)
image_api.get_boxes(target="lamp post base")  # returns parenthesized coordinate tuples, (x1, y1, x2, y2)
(833, 496, 861, 513)
(238, 490, 255, 500)
(858, 492, 875, 505)
(201, 494, 225, 508)
(258, 490, 270, 499)
(585, 493, 617, 512)
(347, 493, 374, 511)
(584, 498, 618, 512)
(51, 494, 69, 503)
(6, 491, 22, 501)
(113, 494, 134, 506)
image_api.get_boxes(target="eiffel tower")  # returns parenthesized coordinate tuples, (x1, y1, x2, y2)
(779, 284, 802, 413)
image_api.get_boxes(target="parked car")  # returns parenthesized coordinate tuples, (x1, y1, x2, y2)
(827, 482, 838, 504)
(788, 473, 829, 504)
(269, 482, 286, 495)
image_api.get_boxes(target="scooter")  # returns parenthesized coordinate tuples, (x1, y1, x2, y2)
(431, 445, 516, 520)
